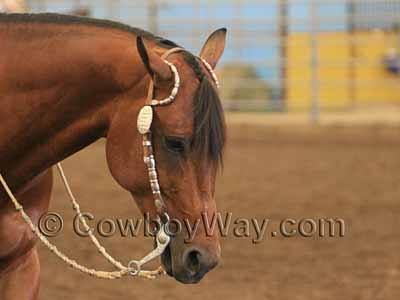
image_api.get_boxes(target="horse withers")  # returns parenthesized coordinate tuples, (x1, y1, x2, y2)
(0, 13, 226, 299)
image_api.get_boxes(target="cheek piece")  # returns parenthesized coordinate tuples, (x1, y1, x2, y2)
(134, 49, 220, 274)
(137, 48, 220, 222)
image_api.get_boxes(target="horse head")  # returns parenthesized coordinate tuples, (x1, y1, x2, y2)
(105, 28, 227, 283)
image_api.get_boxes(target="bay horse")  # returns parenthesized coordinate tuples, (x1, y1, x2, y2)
(0, 13, 226, 299)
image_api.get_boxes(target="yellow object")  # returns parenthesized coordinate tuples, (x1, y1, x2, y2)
(286, 31, 400, 111)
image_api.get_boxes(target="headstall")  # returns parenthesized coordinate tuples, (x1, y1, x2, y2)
(133, 47, 220, 274)
(137, 46, 220, 220)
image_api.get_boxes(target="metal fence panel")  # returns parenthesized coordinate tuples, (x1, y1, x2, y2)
(25, 0, 400, 119)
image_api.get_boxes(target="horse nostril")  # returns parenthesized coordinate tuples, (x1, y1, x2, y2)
(184, 249, 202, 274)
(178, 247, 219, 283)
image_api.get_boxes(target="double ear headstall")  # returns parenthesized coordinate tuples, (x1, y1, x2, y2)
(137, 47, 220, 221)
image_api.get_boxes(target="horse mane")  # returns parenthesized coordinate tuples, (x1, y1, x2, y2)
(0, 12, 180, 48)
(0, 12, 226, 166)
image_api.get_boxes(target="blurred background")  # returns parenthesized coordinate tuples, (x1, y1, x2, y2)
(11, 0, 400, 122)
(2, 1, 400, 299)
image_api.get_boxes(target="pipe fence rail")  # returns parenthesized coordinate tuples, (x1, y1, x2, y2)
(24, 0, 400, 121)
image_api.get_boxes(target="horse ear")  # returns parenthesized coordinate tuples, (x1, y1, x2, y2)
(199, 28, 227, 69)
(136, 36, 172, 81)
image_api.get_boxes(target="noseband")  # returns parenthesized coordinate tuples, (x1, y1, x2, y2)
(0, 47, 220, 280)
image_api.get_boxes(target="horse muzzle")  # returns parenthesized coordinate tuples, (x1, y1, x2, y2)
(161, 241, 219, 284)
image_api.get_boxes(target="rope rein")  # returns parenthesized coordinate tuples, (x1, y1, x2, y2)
(0, 51, 219, 280)
(0, 165, 164, 280)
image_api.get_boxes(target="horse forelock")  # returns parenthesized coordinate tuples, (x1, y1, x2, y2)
(182, 52, 226, 168)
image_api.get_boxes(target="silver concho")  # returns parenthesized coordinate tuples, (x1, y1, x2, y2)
(137, 106, 153, 134)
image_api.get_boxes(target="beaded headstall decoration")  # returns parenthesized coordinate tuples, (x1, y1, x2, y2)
(131, 47, 220, 275)
(137, 47, 220, 223)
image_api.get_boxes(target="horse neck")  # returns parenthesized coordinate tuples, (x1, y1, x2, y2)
(0, 23, 150, 191)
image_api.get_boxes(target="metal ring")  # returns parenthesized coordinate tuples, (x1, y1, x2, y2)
(163, 212, 170, 223)
(149, 217, 163, 236)
(160, 213, 172, 237)
(128, 260, 141, 276)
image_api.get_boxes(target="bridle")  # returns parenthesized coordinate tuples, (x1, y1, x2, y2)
(137, 47, 186, 222)
(0, 47, 220, 280)
(132, 47, 219, 274)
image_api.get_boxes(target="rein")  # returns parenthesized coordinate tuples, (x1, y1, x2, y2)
(0, 47, 220, 280)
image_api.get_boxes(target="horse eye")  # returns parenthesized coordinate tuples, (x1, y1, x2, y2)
(165, 137, 186, 154)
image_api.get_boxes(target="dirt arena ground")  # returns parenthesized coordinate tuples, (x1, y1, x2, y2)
(39, 122, 400, 300)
